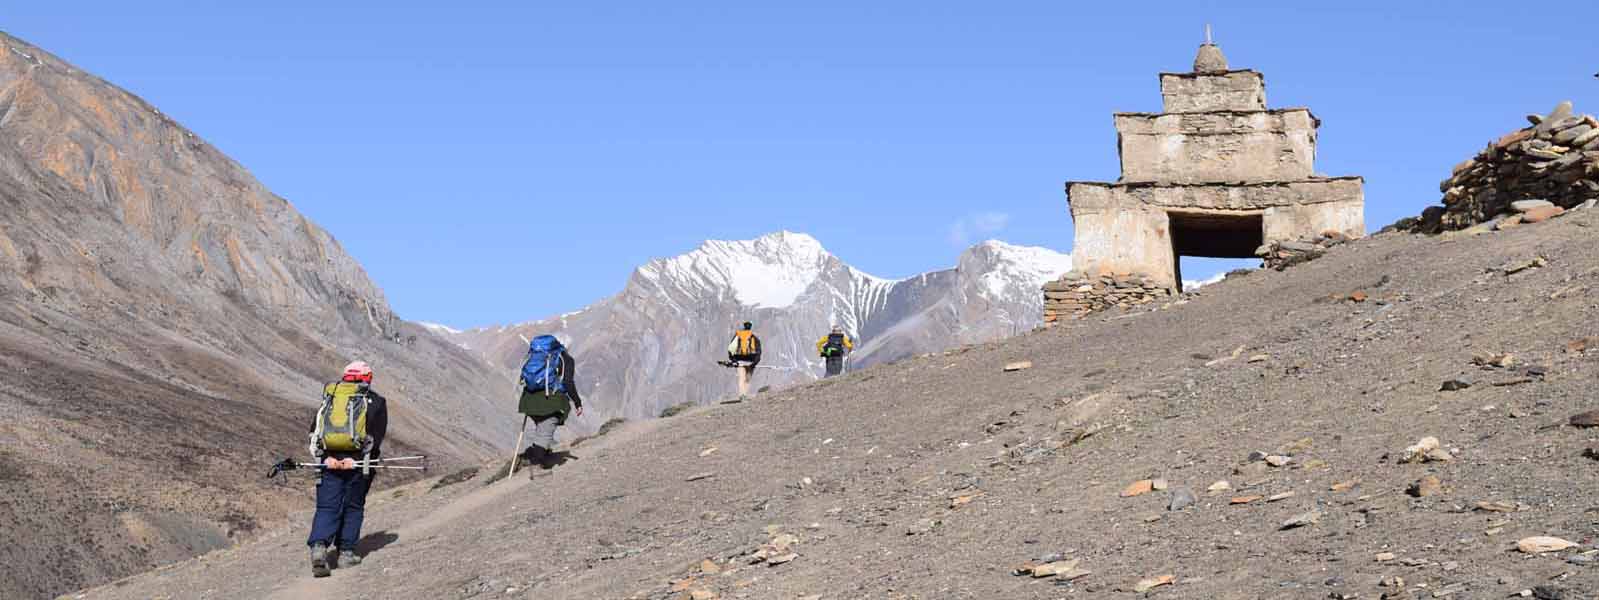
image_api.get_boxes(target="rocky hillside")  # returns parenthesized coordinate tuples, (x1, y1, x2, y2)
(0, 31, 514, 600)
(437, 232, 1072, 427)
(79, 205, 1599, 599)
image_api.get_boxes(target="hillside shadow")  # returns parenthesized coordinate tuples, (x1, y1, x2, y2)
(356, 531, 399, 556)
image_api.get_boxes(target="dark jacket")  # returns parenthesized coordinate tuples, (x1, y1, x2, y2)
(309, 383, 388, 460)
(519, 349, 582, 422)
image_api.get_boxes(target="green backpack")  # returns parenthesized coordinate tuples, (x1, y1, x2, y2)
(316, 381, 371, 453)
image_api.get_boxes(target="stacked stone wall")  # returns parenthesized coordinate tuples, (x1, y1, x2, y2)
(1042, 272, 1173, 323)
(1415, 102, 1599, 232)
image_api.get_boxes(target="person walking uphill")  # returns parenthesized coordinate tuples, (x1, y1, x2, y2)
(306, 361, 388, 578)
(816, 325, 853, 378)
(516, 335, 583, 473)
(727, 321, 762, 399)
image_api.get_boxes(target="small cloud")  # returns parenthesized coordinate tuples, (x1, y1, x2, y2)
(948, 212, 1011, 246)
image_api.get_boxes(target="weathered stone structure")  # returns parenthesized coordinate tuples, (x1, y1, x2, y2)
(1064, 40, 1365, 291)
(1410, 101, 1599, 233)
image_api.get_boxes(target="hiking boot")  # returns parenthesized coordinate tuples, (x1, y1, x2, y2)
(310, 543, 331, 578)
(338, 549, 362, 568)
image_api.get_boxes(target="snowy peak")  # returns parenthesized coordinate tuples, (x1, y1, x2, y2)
(634, 231, 833, 308)
(958, 240, 1073, 300)
(418, 321, 462, 335)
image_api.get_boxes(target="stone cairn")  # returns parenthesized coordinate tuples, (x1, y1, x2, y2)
(1042, 272, 1173, 323)
(1412, 101, 1599, 233)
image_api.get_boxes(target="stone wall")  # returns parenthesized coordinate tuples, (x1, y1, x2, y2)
(1042, 272, 1174, 323)
(1413, 101, 1599, 232)
(1115, 109, 1318, 183)
(1066, 178, 1363, 289)
(1159, 70, 1266, 113)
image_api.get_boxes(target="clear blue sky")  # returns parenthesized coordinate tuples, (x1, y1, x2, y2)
(8, 3, 1595, 327)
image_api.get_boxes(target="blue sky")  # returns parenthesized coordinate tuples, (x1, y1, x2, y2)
(8, 3, 1595, 327)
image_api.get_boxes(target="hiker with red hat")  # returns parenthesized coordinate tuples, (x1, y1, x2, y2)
(304, 360, 389, 577)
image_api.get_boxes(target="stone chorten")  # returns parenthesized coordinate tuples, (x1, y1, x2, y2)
(1064, 37, 1364, 289)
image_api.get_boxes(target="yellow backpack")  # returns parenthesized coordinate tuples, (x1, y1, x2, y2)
(315, 382, 371, 453)
(734, 330, 761, 356)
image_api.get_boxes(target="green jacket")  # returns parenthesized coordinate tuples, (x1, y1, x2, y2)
(519, 390, 575, 423)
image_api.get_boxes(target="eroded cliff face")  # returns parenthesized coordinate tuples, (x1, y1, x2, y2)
(0, 31, 513, 599)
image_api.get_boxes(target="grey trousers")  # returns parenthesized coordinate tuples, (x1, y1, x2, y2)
(528, 416, 560, 450)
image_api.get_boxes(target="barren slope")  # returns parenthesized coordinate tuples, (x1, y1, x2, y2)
(0, 31, 513, 599)
(77, 213, 1599, 599)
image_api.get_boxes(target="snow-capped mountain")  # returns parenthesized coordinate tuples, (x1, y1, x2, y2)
(436, 232, 1070, 431)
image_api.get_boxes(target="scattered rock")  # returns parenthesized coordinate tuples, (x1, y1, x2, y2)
(1518, 536, 1578, 554)
(1523, 205, 1566, 223)
(698, 446, 719, 457)
(1280, 510, 1322, 530)
(689, 588, 718, 600)
(1020, 559, 1084, 579)
(1375, 552, 1396, 562)
(685, 472, 716, 482)
(1151, 478, 1169, 492)
(1246, 451, 1269, 463)
(1167, 487, 1196, 511)
(1474, 500, 1518, 513)
(1265, 455, 1290, 467)
(1399, 437, 1443, 463)
(1570, 410, 1599, 427)
(1206, 481, 1232, 494)
(1330, 480, 1358, 492)
(1407, 475, 1443, 498)
(1500, 256, 1548, 275)
(1247, 353, 1269, 363)
(1439, 379, 1471, 392)
(1131, 575, 1175, 593)
(1266, 491, 1296, 502)
(1003, 361, 1033, 372)
(766, 552, 798, 566)
(1120, 479, 1155, 498)
(1230, 495, 1263, 505)
(1512, 199, 1555, 212)
(949, 491, 984, 509)
(699, 559, 722, 575)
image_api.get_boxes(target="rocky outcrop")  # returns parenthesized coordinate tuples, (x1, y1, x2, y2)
(1415, 101, 1599, 232)
(0, 30, 510, 599)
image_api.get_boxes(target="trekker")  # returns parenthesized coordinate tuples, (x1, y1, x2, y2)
(306, 361, 388, 578)
(727, 321, 762, 398)
(517, 335, 583, 472)
(816, 325, 853, 378)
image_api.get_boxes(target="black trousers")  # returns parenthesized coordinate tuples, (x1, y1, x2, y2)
(824, 356, 845, 377)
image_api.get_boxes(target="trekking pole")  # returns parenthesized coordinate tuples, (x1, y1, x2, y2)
(509, 414, 529, 477)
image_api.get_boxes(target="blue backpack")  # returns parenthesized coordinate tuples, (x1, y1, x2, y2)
(520, 335, 567, 394)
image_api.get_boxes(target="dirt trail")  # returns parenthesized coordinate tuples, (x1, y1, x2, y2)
(76, 215, 1599, 599)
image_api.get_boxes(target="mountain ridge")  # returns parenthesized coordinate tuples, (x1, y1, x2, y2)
(433, 231, 1071, 429)
(0, 30, 513, 599)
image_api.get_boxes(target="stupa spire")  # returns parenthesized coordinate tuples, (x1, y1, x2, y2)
(1192, 24, 1229, 73)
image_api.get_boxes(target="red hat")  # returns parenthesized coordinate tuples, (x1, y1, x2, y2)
(342, 361, 373, 383)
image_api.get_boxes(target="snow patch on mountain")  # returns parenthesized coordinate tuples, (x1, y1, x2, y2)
(635, 231, 828, 308)
(1183, 272, 1228, 290)
(961, 240, 1074, 300)
(418, 322, 462, 335)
